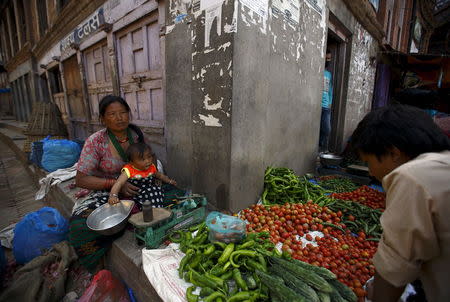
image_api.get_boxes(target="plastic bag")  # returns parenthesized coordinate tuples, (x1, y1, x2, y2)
(29, 141, 44, 167)
(13, 207, 69, 264)
(206, 211, 246, 243)
(78, 270, 130, 302)
(41, 137, 81, 172)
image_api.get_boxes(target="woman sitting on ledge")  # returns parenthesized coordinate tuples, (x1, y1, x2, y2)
(69, 95, 147, 271)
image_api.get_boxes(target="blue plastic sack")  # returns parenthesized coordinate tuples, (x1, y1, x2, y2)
(206, 211, 246, 243)
(41, 137, 81, 172)
(13, 207, 69, 264)
(29, 141, 44, 167)
(369, 184, 384, 192)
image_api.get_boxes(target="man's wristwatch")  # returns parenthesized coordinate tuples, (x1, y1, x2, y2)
(111, 193, 119, 197)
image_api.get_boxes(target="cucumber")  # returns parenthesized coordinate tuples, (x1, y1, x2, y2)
(270, 290, 284, 302)
(270, 257, 333, 293)
(328, 279, 357, 302)
(255, 269, 305, 302)
(290, 258, 337, 280)
(269, 265, 320, 302)
(318, 292, 331, 302)
(329, 288, 348, 302)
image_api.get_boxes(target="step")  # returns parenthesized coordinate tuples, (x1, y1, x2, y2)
(2, 125, 163, 302)
(0, 121, 27, 134)
(45, 179, 163, 302)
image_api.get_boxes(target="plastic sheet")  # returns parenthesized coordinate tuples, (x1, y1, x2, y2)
(206, 211, 246, 243)
(78, 270, 130, 302)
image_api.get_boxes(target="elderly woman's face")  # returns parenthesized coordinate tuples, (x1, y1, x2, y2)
(101, 102, 130, 133)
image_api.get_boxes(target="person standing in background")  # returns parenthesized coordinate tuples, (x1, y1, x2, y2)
(319, 50, 333, 153)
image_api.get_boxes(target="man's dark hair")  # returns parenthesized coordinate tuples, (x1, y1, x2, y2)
(351, 104, 450, 159)
(126, 142, 154, 162)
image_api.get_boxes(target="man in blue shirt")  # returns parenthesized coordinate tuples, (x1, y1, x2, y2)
(319, 50, 333, 153)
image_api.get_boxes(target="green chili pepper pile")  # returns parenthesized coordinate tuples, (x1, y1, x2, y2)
(316, 176, 359, 193)
(262, 167, 333, 206)
(327, 199, 382, 239)
(176, 224, 281, 302)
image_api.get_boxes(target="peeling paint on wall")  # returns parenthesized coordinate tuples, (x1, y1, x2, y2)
(267, 0, 326, 72)
(198, 113, 223, 126)
(239, 3, 267, 34)
(218, 41, 232, 51)
(189, 0, 234, 128)
(166, 24, 176, 34)
(205, 6, 223, 47)
(203, 94, 224, 110)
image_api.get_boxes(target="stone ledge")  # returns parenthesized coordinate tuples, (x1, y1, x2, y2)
(45, 179, 163, 302)
(0, 121, 27, 134)
(1, 126, 163, 302)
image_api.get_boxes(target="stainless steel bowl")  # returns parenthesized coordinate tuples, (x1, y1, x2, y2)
(87, 200, 134, 236)
(320, 153, 343, 166)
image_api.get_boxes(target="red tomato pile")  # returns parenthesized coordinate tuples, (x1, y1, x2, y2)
(330, 185, 386, 210)
(240, 202, 378, 297)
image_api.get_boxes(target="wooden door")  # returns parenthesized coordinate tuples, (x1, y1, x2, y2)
(116, 12, 163, 128)
(63, 55, 89, 139)
(83, 40, 113, 121)
(63, 55, 85, 121)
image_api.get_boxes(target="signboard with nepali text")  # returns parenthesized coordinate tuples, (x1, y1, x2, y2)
(60, 8, 105, 53)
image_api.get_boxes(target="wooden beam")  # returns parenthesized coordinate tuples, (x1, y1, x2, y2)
(12, 0, 22, 50)
(105, 25, 120, 96)
(341, 0, 385, 42)
(5, 5, 16, 56)
(58, 59, 74, 137)
(76, 48, 93, 133)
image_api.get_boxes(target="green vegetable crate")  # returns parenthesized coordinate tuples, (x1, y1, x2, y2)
(134, 195, 207, 248)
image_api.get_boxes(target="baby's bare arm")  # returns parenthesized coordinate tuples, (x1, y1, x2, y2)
(108, 172, 129, 204)
(155, 171, 177, 186)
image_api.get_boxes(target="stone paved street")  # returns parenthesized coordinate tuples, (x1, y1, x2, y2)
(0, 138, 44, 230)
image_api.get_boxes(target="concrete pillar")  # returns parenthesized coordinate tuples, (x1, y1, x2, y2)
(12, 0, 23, 50)
(44, 69, 54, 103)
(21, 0, 33, 44)
(0, 23, 10, 61)
(11, 81, 19, 120)
(166, 0, 328, 211)
(16, 78, 25, 121)
(29, 57, 40, 104)
(22, 75, 32, 121)
(58, 60, 74, 137)
(5, 6, 16, 56)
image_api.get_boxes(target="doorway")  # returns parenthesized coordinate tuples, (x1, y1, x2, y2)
(326, 13, 352, 153)
(63, 55, 88, 139)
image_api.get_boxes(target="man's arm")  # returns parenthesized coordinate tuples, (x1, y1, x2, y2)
(372, 271, 405, 302)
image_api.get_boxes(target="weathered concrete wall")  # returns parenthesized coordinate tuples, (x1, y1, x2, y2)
(228, 0, 327, 211)
(327, 0, 378, 144)
(342, 23, 377, 141)
(165, 9, 194, 189)
(165, 0, 377, 211)
(165, 0, 235, 209)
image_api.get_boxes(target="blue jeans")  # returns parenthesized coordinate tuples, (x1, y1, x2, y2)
(319, 107, 331, 152)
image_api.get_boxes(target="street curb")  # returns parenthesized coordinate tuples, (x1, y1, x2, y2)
(0, 122, 26, 134)
(0, 131, 40, 187)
